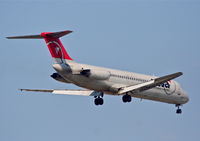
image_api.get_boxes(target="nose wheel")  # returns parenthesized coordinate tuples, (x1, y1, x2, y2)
(176, 104, 182, 114)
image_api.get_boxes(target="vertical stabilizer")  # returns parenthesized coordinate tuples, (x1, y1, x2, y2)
(41, 31, 73, 61)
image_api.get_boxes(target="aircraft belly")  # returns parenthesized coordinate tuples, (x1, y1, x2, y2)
(67, 75, 110, 91)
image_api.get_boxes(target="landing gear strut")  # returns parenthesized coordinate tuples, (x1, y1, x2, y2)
(122, 94, 132, 103)
(176, 104, 182, 114)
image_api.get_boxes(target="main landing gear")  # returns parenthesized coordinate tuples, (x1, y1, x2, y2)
(176, 104, 182, 114)
(94, 96, 104, 105)
(122, 94, 132, 103)
(94, 92, 104, 106)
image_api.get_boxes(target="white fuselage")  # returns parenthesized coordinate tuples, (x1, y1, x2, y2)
(52, 60, 189, 105)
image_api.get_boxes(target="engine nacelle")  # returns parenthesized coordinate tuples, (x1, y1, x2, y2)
(80, 69, 110, 80)
(51, 73, 70, 83)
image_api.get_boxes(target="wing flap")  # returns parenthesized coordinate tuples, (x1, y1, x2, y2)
(19, 89, 104, 97)
(52, 90, 94, 96)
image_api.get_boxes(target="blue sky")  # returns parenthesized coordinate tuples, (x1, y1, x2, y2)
(1, 0, 200, 141)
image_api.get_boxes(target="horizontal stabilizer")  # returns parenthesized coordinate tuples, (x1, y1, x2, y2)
(6, 30, 72, 39)
(7, 34, 43, 39)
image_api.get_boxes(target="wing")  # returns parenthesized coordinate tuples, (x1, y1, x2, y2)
(19, 89, 102, 96)
(117, 72, 183, 94)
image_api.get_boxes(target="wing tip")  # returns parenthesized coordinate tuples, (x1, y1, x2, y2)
(177, 72, 183, 76)
(19, 88, 24, 91)
(18, 89, 53, 93)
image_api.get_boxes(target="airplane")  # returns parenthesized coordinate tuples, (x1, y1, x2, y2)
(7, 30, 189, 114)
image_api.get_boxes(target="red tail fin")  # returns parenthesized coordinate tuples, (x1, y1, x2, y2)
(41, 31, 73, 61)
(7, 30, 73, 61)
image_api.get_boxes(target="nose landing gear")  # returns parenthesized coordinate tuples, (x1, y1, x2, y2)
(176, 104, 182, 114)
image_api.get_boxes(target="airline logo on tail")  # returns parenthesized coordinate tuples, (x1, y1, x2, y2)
(41, 31, 73, 61)
(46, 41, 64, 60)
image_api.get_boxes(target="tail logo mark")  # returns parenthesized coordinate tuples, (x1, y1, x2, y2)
(47, 41, 64, 59)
